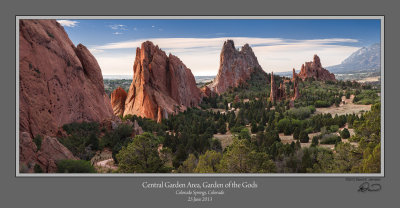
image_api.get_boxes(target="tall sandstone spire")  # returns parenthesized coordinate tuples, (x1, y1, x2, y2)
(123, 41, 202, 122)
(209, 40, 265, 94)
(292, 69, 300, 100)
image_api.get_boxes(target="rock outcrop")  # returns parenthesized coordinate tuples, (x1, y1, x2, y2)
(123, 41, 202, 121)
(200, 86, 214, 98)
(270, 69, 301, 103)
(209, 40, 265, 94)
(111, 87, 127, 116)
(19, 19, 114, 138)
(270, 72, 286, 102)
(298, 55, 336, 81)
(19, 132, 77, 173)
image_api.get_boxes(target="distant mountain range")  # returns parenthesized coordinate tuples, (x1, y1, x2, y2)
(276, 43, 381, 78)
(326, 43, 381, 74)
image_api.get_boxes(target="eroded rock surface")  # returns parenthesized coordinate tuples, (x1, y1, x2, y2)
(209, 40, 265, 94)
(19, 19, 114, 138)
(298, 55, 336, 81)
(123, 41, 202, 121)
(111, 87, 127, 116)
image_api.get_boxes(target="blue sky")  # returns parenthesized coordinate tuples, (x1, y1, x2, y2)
(58, 19, 381, 75)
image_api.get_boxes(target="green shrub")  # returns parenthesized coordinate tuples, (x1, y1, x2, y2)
(218, 124, 227, 134)
(230, 126, 246, 134)
(287, 107, 312, 120)
(346, 92, 351, 99)
(299, 131, 309, 143)
(58, 122, 101, 160)
(311, 136, 319, 147)
(315, 100, 331, 108)
(33, 135, 43, 151)
(56, 160, 96, 173)
(330, 125, 339, 133)
(46, 31, 54, 39)
(100, 124, 133, 163)
(320, 134, 341, 144)
(340, 128, 351, 139)
(293, 128, 300, 140)
(34, 164, 43, 173)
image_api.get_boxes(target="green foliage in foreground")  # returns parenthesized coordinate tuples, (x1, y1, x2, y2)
(58, 122, 101, 160)
(219, 139, 276, 173)
(56, 160, 96, 173)
(116, 132, 170, 173)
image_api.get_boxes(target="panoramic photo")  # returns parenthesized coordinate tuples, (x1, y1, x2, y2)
(18, 18, 382, 174)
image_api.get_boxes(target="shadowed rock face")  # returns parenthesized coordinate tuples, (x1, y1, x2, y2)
(209, 40, 265, 94)
(298, 55, 336, 81)
(111, 87, 127, 116)
(19, 19, 114, 138)
(123, 41, 202, 121)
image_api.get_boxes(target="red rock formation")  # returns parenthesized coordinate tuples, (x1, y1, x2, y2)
(270, 72, 288, 102)
(200, 85, 214, 98)
(19, 19, 114, 138)
(209, 40, 265, 94)
(292, 68, 296, 81)
(279, 83, 286, 98)
(19, 132, 77, 173)
(123, 41, 202, 121)
(292, 68, 300, 100)
(298, 55, 336, 81)
(111, 87, 127, 116)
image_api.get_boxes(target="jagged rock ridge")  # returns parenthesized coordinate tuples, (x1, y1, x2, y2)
(298, 55, 336, 81)
(209, 40, 266, 94)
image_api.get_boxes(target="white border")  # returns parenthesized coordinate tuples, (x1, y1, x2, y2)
(16, 16, 384, 177)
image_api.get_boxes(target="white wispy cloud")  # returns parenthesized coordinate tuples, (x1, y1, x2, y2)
(88, 37, 360, 76)
(109, 24, 128, 30)
(112, 32, 123, 35)
(57, 20, 79, 27)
